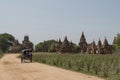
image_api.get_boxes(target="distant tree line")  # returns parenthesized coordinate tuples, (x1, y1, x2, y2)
(113, 33, 120, 51)
(35, 34, 120, 53)
(0, 32, 120, 53)
(35, 39, 79, 53)
(35, 40, 56, 52)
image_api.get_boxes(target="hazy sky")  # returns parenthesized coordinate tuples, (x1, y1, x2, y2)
(0, 0, 120, 45)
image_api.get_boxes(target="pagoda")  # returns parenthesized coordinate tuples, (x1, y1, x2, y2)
(22, 36, 33, 50)
(79, 32, 88, 53)
(52, 38, 62, 52)
(10, 39, 22, 53)
(60, 36, 74, 53)
(97, 39, 104, 54)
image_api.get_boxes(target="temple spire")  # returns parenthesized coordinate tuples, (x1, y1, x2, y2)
(97, 38, 102, 48)
(79, 32, 87, 52)
(103, 37, 109, 46)
(92, 40, 96, 48)
(80, 32, 86, 43)
(103, 37, 109, 49)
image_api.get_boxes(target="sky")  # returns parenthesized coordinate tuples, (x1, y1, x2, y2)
(0, 0, 120, 45)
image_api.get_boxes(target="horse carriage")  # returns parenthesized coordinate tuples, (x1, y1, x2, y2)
(21, 49, 32, 63)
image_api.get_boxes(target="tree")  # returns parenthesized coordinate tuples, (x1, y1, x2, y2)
(0, 33, 15, 53)
(35, 40, 56, 52)
(114, 33, 120, 51)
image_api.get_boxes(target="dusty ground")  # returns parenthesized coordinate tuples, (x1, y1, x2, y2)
(0, 54, 104, 80)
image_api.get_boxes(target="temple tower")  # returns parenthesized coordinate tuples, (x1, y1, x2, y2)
(59, 36, 75, 53)
(97, 39, 104, 54)
(10, 39, 22, 53)
(103, 37, 110, 54)
(54, 38, 62, 52)
(79, 32, 87, 53)
(91, 41, 97, 54)
(60, 36, 70, 53)
(103, 37, 109, 48)
(22, 35, 33, 50)
(97, 39, 102, 48)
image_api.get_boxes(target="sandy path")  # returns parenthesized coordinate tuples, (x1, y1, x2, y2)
(0, 54, 104, 80)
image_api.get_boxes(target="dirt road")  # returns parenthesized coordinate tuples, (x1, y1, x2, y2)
(0, 54, 104, 80)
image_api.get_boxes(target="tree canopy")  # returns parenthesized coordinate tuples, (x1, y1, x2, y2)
(114, 33, 120, 51)
(0, 33, 15, 53)
(35, 40, 56, 52)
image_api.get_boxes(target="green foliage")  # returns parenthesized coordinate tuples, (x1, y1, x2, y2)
(33, 53, 120, 80)
(114, 33, 120, 51)
(0, 33, 15, 53)
(35, 40, 56, 52)
(27, 41, 34, 50)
